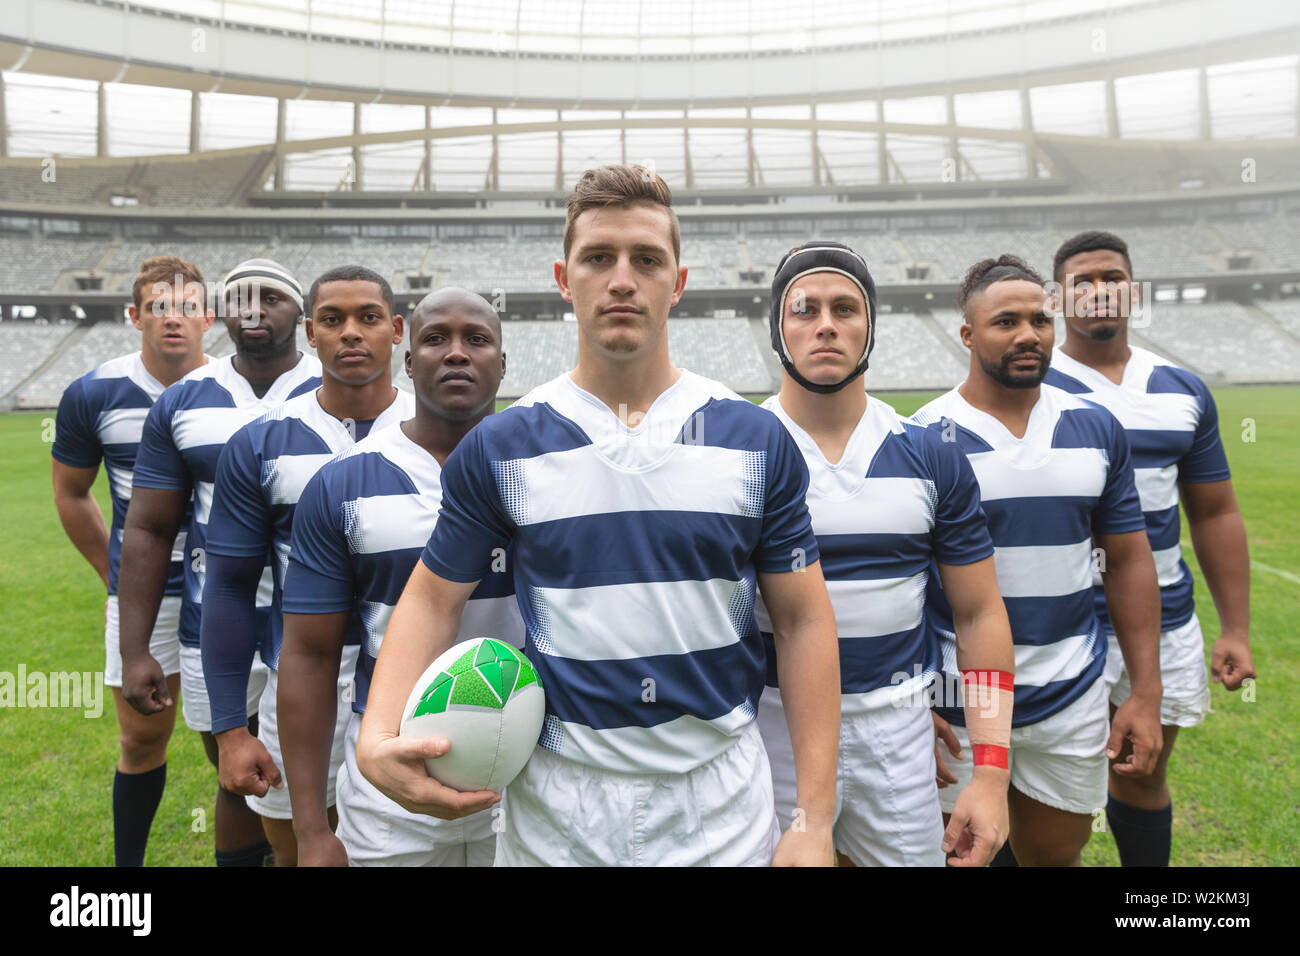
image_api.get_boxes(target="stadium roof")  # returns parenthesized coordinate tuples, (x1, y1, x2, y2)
(0, 0, 1296, 194)
(118, 0, 1160, 55)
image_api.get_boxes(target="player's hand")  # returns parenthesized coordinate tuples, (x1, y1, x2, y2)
(932, 711, 961, 788)
(296, 829, 349, 867)
(1210, 633, 1256, 692)
(1107, 694, 1162, 776)
(215, 726, 284, 797)
(356, 732, 500, 820)
(771, 821, 835, 867)
(941, 767, 1009, 867)
(121, 653, 172, 715)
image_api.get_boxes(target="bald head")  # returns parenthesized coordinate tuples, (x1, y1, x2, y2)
(408, 287, 500, 341)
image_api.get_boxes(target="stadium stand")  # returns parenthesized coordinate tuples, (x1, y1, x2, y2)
(1256, 299, 1300, 339)
(0, 236, 108, 293)
(866, 312, 968, 391)
(1212, 216, 1300, 271)
(15, 322, 144, 408)
(0, 154, 269, 208)
(666, 318, 772, 395)
(0, 322, 78, 400)
(1138, 300, 1300, 383)
(134, 155, 270, 208)
(0, 164, 120, 206)
(101, 240, 267, 283)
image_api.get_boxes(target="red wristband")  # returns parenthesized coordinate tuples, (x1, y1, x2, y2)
(971, 744, 1009, 769)
(961, 669, 1014, 692)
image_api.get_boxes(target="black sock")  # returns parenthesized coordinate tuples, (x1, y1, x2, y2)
(215, 840, 274, 868)
(112, 763, 167, 867)
(990, 841, 1019, 867)
(1107, 795, 1172, 867)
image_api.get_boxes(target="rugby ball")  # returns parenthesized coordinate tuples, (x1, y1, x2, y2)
(399, 637, 545, 792)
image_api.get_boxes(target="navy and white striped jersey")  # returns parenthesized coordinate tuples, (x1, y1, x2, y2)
(204, 386, 416, 673)
(1045, 347, 1231, 633)
(132, 353, 321, 647)
(912, 384, 1146, 727)
(283, 422, 524, 716)
(755, 395, 994, 714)
(420, 370, 820, 776)
(52, 351, 187, 597)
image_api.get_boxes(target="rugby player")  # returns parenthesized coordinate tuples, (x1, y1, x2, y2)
(123, 258, 321, 867)
(913, 255, 1163, 866)
(1044, 231, 1256, 866)
(280, 287, 522, 867)
(754, 241, 1015, 867)
(202, 265, 413, 867)
(358, 164, 841, 866)
(53, 256, 211, 866)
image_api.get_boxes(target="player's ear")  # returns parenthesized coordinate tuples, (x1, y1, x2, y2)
(127, 305, 143, 331)
(959, 318, 973, 350)
(304, 316, 316, 348)
(554, 260, 572, 302)
(670, 265, 687, 307)
(392, 313, 404, 345)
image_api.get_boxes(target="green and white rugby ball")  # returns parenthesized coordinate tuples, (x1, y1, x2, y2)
(399, 637, 545, 792)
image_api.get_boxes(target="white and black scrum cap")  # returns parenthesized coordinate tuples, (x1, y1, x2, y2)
(768, 240, 878, 394)
(221, 258, 304, 312)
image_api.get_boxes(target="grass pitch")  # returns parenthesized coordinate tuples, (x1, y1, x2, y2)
(1, 387, 1296, 865)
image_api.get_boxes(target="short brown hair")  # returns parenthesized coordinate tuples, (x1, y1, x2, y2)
(563, 164, 680, 265)
(132, 255, 206, 312)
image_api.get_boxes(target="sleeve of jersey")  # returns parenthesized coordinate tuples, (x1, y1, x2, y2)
(283, 469, 355, 615)
(420, 429, 514, 584)
(131, 394, 190, 491)
(51, 379, 102, 469)
(201, 549, 267, 733)
(201, 427, 273, 732)
(925, 427, 995, 566)
(754, 419, 820, 574)
(204, 428, 272, 558)
(1094, 416, 1148, 536)
(1179, 378, 1232, 484)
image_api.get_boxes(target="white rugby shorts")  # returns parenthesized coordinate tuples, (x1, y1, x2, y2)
(178, 644, 268, 734)
(245, 644, 358, 820)
(936, 675, 1110, 817)
(336, 713, 496, 867)
(493, 721, 779, 866)
(1104, 615, 1210, 728)
(104, 594, 182, 687)
(758, 686, 945, 866)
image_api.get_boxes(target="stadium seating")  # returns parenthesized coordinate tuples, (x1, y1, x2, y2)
(1256, 299, 1300, 340)
(0, 164, 122, 206)
(0, 154, 267, 208)
(1212, 217, 1300, 271)
(1138, 300, 1300, 383)
(665, 318, 773, 394)
(0, 235, 111, 292)
(867, 312, 967, 391)
(0, 322, 78, 400)
(102, 240, 267, 284)
(15, 322, 144, 408)
(0, 217, 1290, 297)
(135, 155, 268, 208)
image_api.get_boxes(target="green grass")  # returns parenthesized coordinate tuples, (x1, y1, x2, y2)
(2, 387, 1296, 865)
